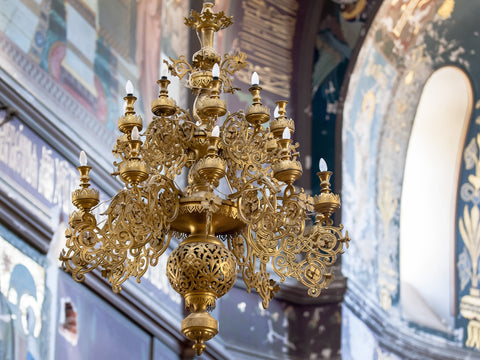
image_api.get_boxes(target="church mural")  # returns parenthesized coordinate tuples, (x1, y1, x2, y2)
(0, 0, 189, 164)
(342, 44, 396, 304)
(311, 0, 378, 194)
(56, 271, 151, 360)
(0, 227, 48, 360)
(457, 99, 480, 348)
(219, 286, 342, 359)
(0, 112, 79, 216)
(341, 0, 480, 356)
(212, 0, 298, 114)
(0, 2, 347, 359)
(342, 306, 402, 360)
(0, 108, 185, 358)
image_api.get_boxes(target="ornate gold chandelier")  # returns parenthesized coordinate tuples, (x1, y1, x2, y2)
(60, 3, 349, 355)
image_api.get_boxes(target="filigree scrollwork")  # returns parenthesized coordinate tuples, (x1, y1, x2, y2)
(61, 211, 103, 283)
(62, 176, 180, 293)
(219, 51, 248, 93)
(142, 110, 194, 178)
(167, 55, 193, 81)
(166, 240, 237, 311)
(184, 5, 233, 32)
(226, 233, 280, 309)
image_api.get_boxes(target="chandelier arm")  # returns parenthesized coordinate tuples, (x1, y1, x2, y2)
(85, 179, 180, 292)
(61, 212, 114, 283)
(142, 112, 193, 178)
(167, 55, 193, 81)
(227, 232, 279, 308)
(219, 51, 247, 94)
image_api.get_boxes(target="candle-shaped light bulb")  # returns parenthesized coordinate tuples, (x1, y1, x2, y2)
(319, 158, 328, 172)
(131, 126, 140, 141)
(161, 63, 168, 78)
(251, 72, 259, 86)
(126, 80, 134, 95)
(282, 127, 291, 140)
(211, 125, 220, 137)
(274, 105, 280, 118)
(79, 150, 88, 166)
(195, 121, 201, 126)
(212, 63, 220, 78)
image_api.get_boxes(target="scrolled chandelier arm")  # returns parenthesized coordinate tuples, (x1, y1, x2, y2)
(60, 2, 349, 355)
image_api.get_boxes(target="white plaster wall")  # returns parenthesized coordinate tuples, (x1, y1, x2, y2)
(400, 66, 472, 329)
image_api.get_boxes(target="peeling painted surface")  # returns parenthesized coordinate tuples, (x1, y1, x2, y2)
(341, 0, 480, 355)
(219, 287, 342, 359)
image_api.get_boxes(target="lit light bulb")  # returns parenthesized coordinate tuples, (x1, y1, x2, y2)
(251, 72, 259, 86)
(161, 63, 168, 78)
(131, 126, 140, 141)
(126, 80, 134, 95)
(212, 125, 220, 137)
(195, 121, 201, 126)
(282, 127, 291, 140)
(212, 63, 220, 78)
(79, 150, 88, 166)
(319, 158, 328, 172)
(274, 105, 279, 118)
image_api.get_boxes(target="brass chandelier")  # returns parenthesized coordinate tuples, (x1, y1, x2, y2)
(60, 2, 349, 355)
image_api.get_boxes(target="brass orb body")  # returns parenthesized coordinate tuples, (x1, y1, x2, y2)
(167, 236, 236, 353)
(166, 237, 237, 307)
(192, 47, 221, 70)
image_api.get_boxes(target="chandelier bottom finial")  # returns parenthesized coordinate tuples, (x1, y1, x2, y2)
(166, 234, 237, 355)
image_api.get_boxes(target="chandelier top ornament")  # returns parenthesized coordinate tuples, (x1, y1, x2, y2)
(60, 2, 349, 356)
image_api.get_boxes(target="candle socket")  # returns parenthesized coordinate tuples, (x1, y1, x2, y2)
(129, 139, 143, 158)
(313, 171, 340, 220)
(72, 165, 99, 211)
(124, 95, 137, 115)
(277, 138, 292, 159)
(317, 171, 333, 193)
(152, 78, 177, 116)
(270, 100, 294, 139)
(78, 166, 92, 187)
(206, 136, 221, 157)
(246, 85, 270, 125)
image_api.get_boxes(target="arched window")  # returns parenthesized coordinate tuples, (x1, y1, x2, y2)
(400, 66, 473, 331)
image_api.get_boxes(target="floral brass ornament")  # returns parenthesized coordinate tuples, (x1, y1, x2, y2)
(60, 2, 349, 355)
(459, 132, 480, 349)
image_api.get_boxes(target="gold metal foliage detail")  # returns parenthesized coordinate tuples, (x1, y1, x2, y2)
(60, 2, 349, 355)
(459, 132, 480, 349)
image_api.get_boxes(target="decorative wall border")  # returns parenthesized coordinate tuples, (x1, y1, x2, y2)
(0, 33, 116, 169)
